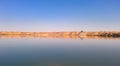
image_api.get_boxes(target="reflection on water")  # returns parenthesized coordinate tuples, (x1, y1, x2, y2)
(0, 35, 120, 66)
(0, 34, 120, 40)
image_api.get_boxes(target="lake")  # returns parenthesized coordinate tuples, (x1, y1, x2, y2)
(0, 37, 120, 66)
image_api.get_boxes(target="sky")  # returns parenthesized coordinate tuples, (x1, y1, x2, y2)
(0, 0, 120, 32)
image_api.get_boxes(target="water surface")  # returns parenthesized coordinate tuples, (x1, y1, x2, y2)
(0, 38, 120, 66)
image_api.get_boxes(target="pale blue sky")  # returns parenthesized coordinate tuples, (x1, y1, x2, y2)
(0, 0, 120, 32)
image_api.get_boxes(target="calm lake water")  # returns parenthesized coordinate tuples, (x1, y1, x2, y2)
(0, 38, 120, 66)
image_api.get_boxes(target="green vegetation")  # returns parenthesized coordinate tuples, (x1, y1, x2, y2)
(99, 33, 120, 37)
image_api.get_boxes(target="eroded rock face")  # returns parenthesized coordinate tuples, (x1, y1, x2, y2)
(0, 31, 120, 39)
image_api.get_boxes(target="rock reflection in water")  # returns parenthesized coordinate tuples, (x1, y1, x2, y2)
(0, 34, 120, 40)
